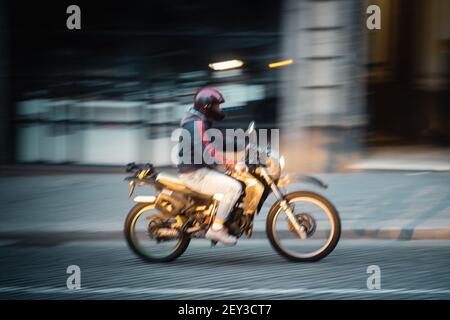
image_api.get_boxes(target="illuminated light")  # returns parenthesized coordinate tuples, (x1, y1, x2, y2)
(208, 59, 244, 71)
(279, 155, 285, 170)
(268, 59, 294, 69)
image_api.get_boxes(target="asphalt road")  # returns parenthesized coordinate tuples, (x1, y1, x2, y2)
(1, 238, 449, 300)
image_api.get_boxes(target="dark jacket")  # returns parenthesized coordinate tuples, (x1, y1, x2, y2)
(177, 107, 230, 173)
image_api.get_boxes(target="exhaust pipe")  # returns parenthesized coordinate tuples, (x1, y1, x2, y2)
(154, 228, 180, 239)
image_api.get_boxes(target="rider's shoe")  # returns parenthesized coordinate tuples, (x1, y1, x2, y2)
(205, 227, 237, 246)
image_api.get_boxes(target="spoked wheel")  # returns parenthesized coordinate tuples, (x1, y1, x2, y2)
(266, 191, 341, 262)
(124, 203, 190, 262)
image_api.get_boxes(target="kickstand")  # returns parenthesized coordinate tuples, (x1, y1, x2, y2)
(210, 240, 218, 247)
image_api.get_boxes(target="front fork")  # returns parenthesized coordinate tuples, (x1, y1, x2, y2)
(260, 168, 307, 240)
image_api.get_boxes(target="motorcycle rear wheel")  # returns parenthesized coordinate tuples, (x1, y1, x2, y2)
(124, 203, 190, 262)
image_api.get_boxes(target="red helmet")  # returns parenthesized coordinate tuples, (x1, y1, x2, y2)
(193, 87, 226, 121)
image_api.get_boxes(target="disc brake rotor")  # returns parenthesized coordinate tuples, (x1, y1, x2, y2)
(288, 212, 317, 238)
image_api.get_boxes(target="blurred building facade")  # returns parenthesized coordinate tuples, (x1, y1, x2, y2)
(14, 84, 266, 166)
(1, 0, 449, 171)
(0, 1, 11, 164)
(279, 0, 450, 173)
(366, 0, 450, 147)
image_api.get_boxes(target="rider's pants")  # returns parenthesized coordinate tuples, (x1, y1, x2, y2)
(178, 168, 242, 223)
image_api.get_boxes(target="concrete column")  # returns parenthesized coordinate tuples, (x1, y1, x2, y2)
(279, 0, 366, 172)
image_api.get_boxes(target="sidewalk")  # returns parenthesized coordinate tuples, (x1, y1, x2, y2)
(0, 171, 449, 241)
(347, 146, 450, 172)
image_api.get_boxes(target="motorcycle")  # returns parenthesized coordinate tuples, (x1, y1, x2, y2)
(123, 122, 341, 262)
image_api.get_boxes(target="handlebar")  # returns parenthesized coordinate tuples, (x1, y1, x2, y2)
(125, 162, 158, 184)
(125, 162, 154, 173)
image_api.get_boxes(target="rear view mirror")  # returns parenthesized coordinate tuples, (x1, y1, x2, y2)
(247, 121, 255, 134)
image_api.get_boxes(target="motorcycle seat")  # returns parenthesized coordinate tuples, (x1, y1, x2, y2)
(155, 172, 212, 201)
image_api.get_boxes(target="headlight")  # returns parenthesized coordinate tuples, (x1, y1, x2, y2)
(265, 154, 281, 180)
(279, 155, 285, 170)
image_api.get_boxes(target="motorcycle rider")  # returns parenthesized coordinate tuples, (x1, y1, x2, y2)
(177, 87, 242, 246)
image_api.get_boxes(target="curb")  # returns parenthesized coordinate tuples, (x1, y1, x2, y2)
(1, 228, 450, 245)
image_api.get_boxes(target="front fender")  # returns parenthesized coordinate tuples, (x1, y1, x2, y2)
(277, 174, 328, 189)
(133, 195, 156, 203)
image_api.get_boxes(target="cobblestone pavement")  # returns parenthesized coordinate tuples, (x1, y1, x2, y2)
(0, 239, 449, 299)
(0, 171, 449, 299)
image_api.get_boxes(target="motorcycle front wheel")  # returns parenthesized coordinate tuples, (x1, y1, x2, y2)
(266, 191, 341, 262)
(124, 203, 190, 262)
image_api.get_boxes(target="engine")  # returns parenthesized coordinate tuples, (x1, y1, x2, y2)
(154, 189, 187, 216)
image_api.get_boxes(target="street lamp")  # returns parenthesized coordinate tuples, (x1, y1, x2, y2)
(268, 59, 293, 68)
(208, 59, 244, 71)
